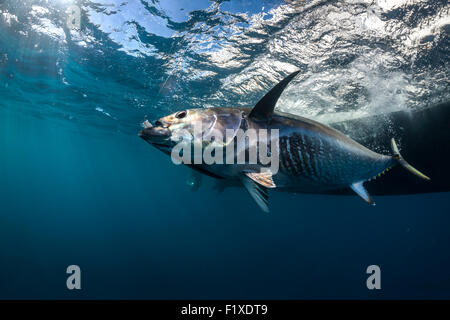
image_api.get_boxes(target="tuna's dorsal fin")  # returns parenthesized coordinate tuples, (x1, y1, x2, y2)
(350, 181, 375, 206)
(248, 70, 300, 122)
(244, 171, 276, 188)
(240, 174, 270, 213)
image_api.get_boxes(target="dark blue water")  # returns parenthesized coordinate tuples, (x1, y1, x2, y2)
(0, 0, 449, 299)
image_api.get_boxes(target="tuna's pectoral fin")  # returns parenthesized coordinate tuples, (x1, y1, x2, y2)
(240, 174, 270, 213)
(244, 171, 276, 188)
(350, 181, 375, 206)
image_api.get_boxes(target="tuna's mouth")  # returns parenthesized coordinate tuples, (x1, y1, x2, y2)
(138, 120, 171, 145)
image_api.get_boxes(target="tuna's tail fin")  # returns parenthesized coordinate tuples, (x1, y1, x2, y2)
(390, 138, 430, 181)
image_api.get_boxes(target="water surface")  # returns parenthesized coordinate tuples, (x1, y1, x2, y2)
(0, 0, 449, 299)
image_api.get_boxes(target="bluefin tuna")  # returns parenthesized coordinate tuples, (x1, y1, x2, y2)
(139, 71, 430, 212)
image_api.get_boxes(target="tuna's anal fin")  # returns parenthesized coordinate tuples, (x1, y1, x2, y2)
(240, 174, 270, 213)
(351, 181, 375, 206)
(244, 171, 276, 188)
(391, 138, 431, 181)
(248, 70, 300, 122)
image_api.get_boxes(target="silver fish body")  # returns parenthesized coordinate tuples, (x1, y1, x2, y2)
(139, 71, 429, 211)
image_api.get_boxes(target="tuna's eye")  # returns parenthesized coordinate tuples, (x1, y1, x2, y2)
(175, 111, 187, 119)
